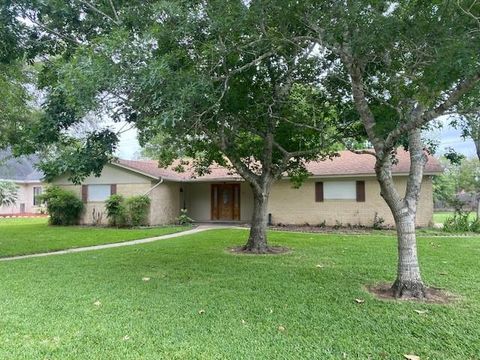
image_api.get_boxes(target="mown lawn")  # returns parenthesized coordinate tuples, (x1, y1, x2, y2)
(433, 211, 477, 224)
(0, 229, 479, 359)
(0, 218, 189, 257)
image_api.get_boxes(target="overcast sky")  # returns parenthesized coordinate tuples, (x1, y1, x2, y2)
(115, 122, 476, 160)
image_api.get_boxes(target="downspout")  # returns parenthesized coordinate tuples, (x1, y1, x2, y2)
(143, 177, 164, 195)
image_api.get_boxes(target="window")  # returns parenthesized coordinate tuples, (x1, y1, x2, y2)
(324, 181, 356, 200)
(33, 186, 42, 206)
(87, 185, 112, 202)
(315, 180, 366, 202)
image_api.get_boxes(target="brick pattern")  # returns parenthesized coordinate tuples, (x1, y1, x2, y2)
(149, 181, 181, 225)
(54, 176, 434, 228)
(268, 177, 433, 227)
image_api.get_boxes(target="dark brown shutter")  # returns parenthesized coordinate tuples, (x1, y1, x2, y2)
(81, 185, 88, 203)
(111, 184, 117, 195)
(315, 182, 324, 202)
(356, 181, 365, 202)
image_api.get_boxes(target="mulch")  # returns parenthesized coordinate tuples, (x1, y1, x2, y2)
(366, 283, 458, 304)
(228, 245, 290, 255)
(0, 213, 48, 218)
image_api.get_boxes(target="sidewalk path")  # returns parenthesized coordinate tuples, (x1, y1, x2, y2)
(0, 225, 244, 262)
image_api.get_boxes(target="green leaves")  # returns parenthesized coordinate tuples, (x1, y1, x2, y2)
(0, 180, 19, 206)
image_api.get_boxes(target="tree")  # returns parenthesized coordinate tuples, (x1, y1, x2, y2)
(433, 158, 458, 207)
(5, 1, 350, 252)
(297, 1, 480, 298)
(0, 1, 34, 151)
(435, 157, 480, 216)
(434, 157, 480, 200)
(453, 91, 480, 161)
(0, 180, 18, 207)
(454, 0, 480, 161)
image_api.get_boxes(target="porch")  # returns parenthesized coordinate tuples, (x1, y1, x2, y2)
(181, 182, 254, 223)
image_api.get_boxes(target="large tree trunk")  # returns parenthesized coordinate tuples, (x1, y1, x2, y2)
(378, 175, 427, 298)
(376, 130, 427, 298)
(391, 211, 426, 298)
(243, 186, 270, 253)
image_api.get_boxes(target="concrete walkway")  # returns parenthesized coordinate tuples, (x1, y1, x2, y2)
(0, 224, 244, 263)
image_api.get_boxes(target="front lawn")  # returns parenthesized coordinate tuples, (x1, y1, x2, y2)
(0, 218, 189, 257)
(0, 229, 478, 359)
(433, 211, 477, 224)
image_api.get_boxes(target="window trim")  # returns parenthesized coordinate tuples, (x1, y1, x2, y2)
(315, 182, 324, 202)
(86, 184, 113, 202)
(315, 180, 366, 202)
(33, 186, 42, 206)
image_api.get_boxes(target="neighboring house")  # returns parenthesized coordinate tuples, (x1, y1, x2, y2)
(50, 150, 443, 227)
(0, 153, 44, 216)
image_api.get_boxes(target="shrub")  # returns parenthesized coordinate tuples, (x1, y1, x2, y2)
(124, 195, 151, 227)
(333, 220, 343, 229)
(0, 180, 18, 206)
(104, 194, 150, 227)
(91, 207, 104, 226)
(373, 212, 385, 230)
(176, 208, 194, 225)
(443, 210, 480, 233)
(105, 194, 126, 227)
(40, 186, 84, 225)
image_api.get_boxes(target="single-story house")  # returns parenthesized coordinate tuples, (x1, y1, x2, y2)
(50, 150, 443, 227)
(0, 158, 44, 216)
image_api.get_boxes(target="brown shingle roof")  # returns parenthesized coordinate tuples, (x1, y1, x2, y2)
(116, 150, 443, 182)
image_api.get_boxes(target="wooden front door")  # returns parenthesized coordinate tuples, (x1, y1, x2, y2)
(211, 184, 240, 221)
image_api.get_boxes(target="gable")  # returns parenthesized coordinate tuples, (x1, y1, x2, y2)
(51, 164, 154, 185)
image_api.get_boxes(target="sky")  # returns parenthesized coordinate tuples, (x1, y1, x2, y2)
(116, 122, 476, 160)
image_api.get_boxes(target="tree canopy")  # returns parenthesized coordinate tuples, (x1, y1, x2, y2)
(2, 0, 480, 292)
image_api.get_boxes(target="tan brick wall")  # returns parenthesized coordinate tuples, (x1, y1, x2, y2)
(50, 173, 434, 228)
(149, 181, 181, 225)
(268, 176, 433, 227)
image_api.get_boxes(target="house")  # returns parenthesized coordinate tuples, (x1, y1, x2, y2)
(0, 154, 44, 216)
(50, 150, 442, 227)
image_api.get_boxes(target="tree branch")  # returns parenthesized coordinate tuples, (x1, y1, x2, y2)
(109, 0, 120, 23)
(347, 148, 376, 156)
(213, 49, 276, 81)
(384, 69, 480, 148)
(77, 0, 120, 25)
(24, 13, 81, 45)
(339, 48, 385, 154)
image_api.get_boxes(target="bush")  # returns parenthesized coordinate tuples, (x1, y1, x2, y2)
(105, 194, 150, 227)
(176, 208, 193, 225)
(443, 210, 480, 233)
(40, 186, 84, 225)
(124, 195, 151, 227)
(373, 212, 385, 230)
(105, 194, 126, 226)
(0, 180, 19, 206)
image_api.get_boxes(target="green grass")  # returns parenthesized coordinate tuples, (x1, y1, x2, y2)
(0, 229, 479, 359)
(0, 217, 189, 257)
(433, 211, 477, 224)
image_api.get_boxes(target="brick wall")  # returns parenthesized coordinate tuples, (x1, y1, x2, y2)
(268, 176, 433, 227)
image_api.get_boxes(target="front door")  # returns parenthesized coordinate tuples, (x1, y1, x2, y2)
(211, 184, 240, 221)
